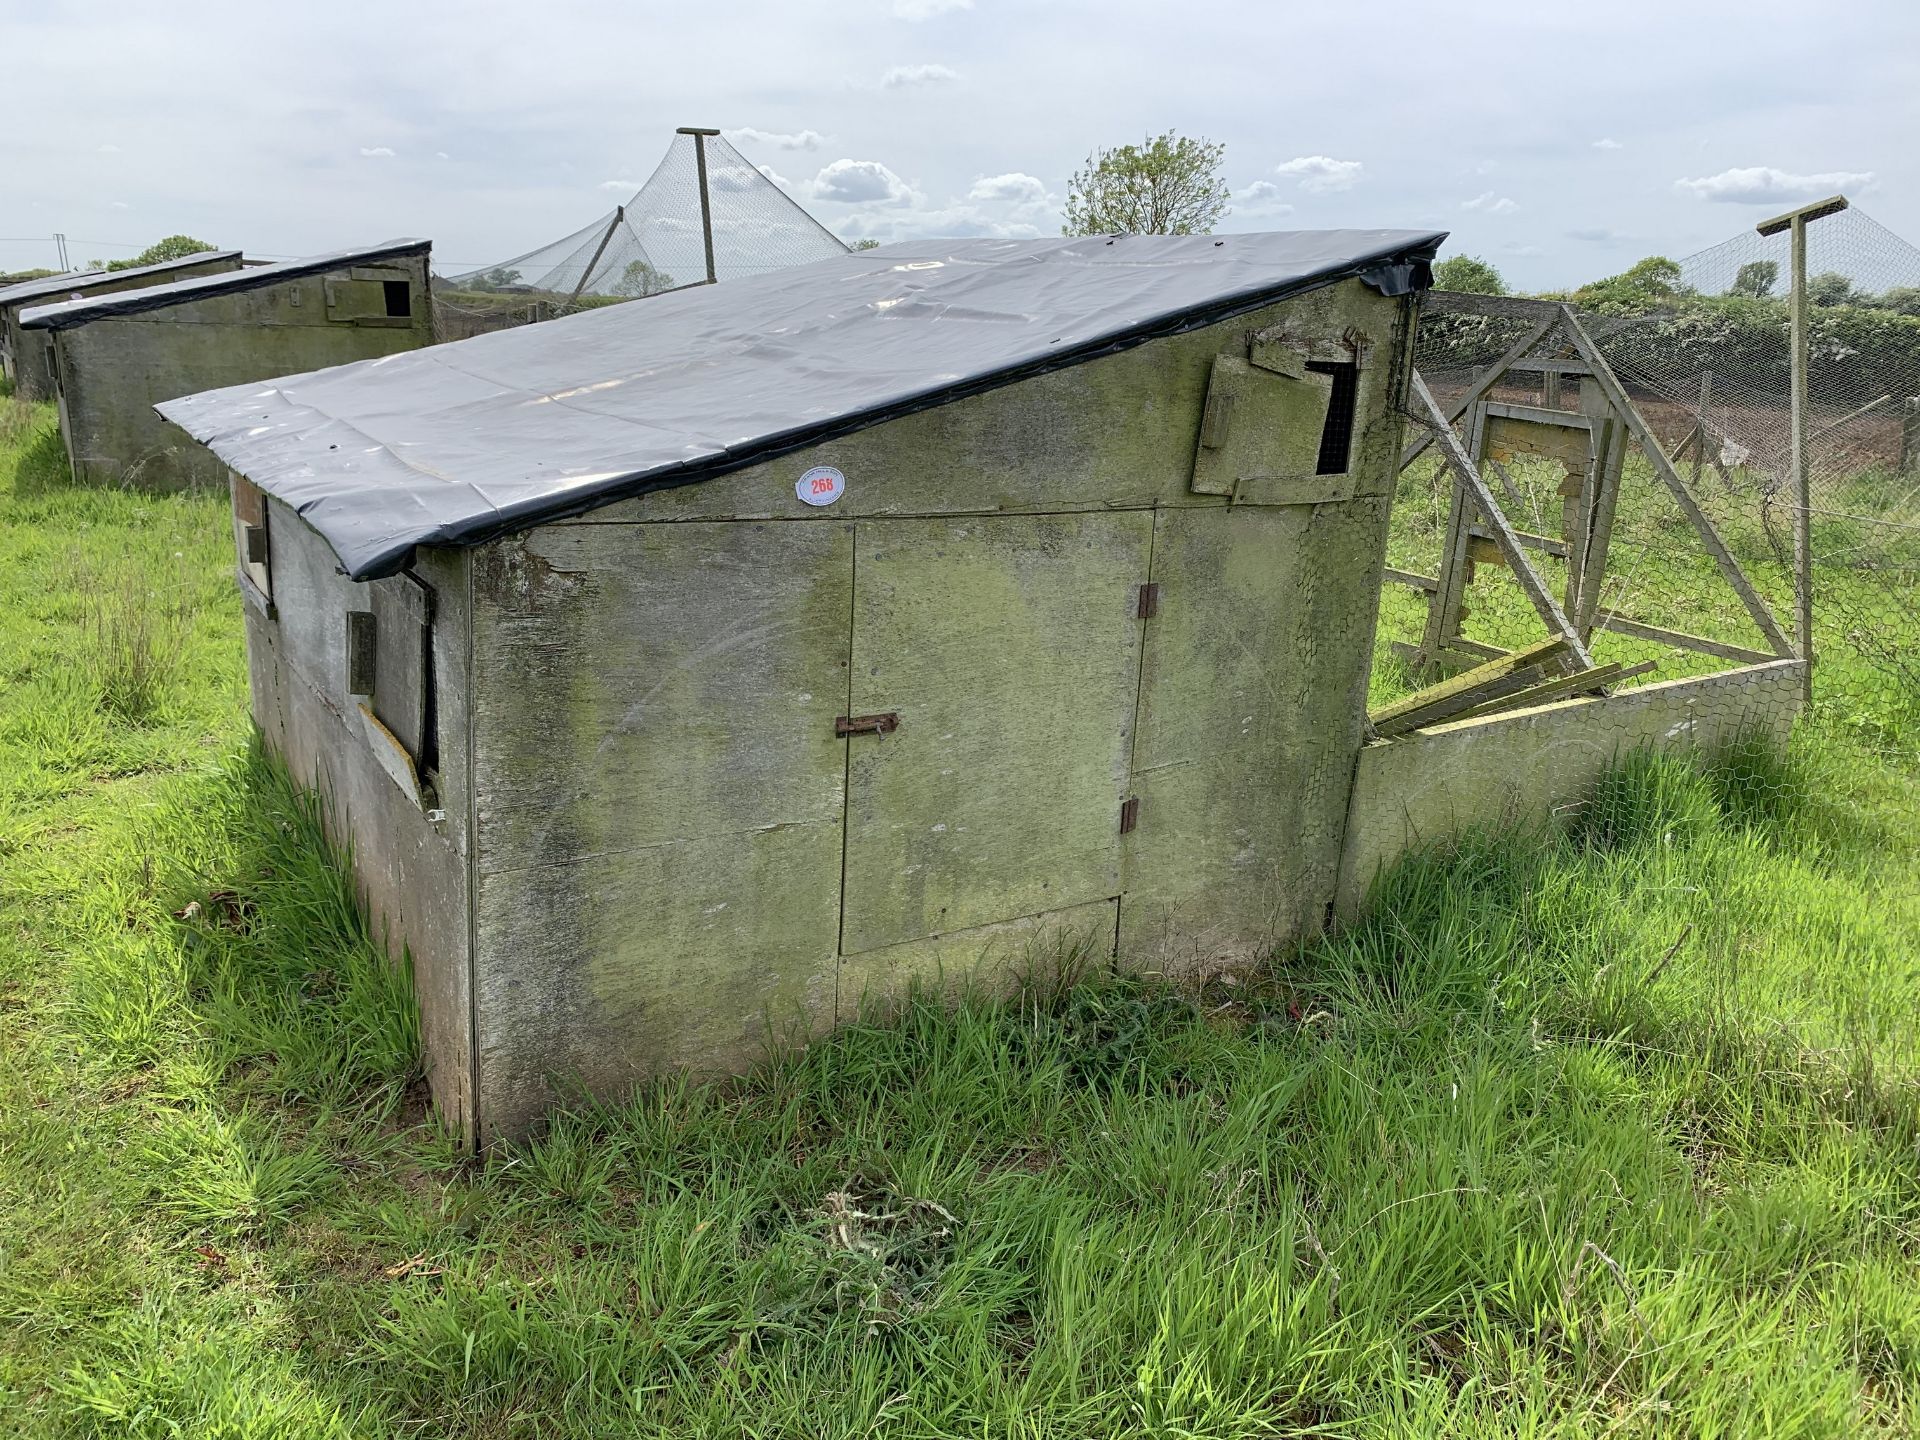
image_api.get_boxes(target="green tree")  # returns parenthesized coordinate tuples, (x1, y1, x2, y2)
(1875, 286, 1920, 318)
(1728, 259, 1778, 299)
(1574, 256, 1687, 313)
(1432, 254, 1507, 296)
(1807, 270, 1862, 307)
(851, 239, 882, 251)
(611, 259, 676, 298)
(106, 235, 218, 271)
(1062, 131, 1229, 236)
(469, 267, 524, 291)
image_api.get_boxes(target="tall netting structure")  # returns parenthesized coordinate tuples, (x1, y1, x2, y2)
(435, 130, 848, 339)
(1605, 206, 1920, 739)
(1380, 205, 1920, 754)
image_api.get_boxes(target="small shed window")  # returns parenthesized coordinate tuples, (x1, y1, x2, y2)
(325, 271, 415, 326)
(233, 475, 272, 602)
(346, 574, 437, 783)
(1305, 360, 1359, 475)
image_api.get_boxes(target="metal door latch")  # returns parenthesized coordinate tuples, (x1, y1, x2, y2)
(836, 712, 900, 737)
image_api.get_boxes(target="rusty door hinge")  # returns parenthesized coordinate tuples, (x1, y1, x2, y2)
(1119, 796, 1141, 834)
(1135, 582, 1160, 620)
(836, 712, 900, 737)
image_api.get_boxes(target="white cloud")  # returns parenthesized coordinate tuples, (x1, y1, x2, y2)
(435, 151, 450, 160)
(1273, 155, 1362, 193)
(1593, 138, 1623, 150)
(707, 164, 765, 194)
(1674, 165, 1873, 204)
(1462, 191, 1519, 214)
(109, 201, 130, 210)
(968, 172, 1048, 204)
(599, 179, 638, 191)
(810, 158, 917, 205)
(838, 204, 1040, 245)
(1233, 180, 1295, 216)
(724, 126, 826, 152)
(881, 63, 958, 88)
(97, 143, 121, 154)
(892, 0, 970, 17)
(359, 146, 395, 158)
(757, 163, 792, 188)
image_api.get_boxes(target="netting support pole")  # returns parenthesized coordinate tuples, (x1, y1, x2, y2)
(1790, 214, 1813, 699)
(679, 126, 722, 286)
(1759, 194, 1848, 705)
(565, 206, 625, 311)
(1690, 373, 1711, 494)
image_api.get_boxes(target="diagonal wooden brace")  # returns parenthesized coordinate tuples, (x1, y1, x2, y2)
(1409, 370, 1595, 670)
(1400, 313, 1560, 471)
(1558, 306, 1794, 657)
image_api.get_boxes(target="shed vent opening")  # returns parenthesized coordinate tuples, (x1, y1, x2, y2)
(1305, 360, 1358, 474)
(383, 280, 413, 319)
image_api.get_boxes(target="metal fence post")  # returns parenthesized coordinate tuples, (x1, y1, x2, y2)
(1758, 194, 1849, 707)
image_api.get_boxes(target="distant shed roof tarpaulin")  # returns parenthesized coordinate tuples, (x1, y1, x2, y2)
(0, 251, 242, 308)
(21, 239, 430, 331)
(160, 229, 1444, 581)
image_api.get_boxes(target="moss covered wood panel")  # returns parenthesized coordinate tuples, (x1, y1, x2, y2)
(1118, 498, 1391, 973)
(468, 521, 853, 1138)
(840, 513, 1151, 955)
(563, 280, 1396, 528)
(838, 898, 1119, 1017)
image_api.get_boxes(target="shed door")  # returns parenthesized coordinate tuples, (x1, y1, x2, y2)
(839, 514, 1152, 955)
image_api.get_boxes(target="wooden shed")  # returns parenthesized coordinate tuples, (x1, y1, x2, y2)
(22, 241, 433, 491)
(161, 230, 1443, 1144)
(0, 249, 243, 401)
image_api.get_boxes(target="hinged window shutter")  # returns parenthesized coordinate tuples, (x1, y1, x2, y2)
(232, 474, 272, 601)
(370, 574, 435, 773)
(1189, 354, 1337, 502)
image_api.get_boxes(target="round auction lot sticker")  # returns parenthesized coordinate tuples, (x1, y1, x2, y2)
(796, 465, 846, 506)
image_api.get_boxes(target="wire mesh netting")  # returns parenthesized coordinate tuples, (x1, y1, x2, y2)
(1379, 206, 1920, 754)
(434, 132, 847, 337)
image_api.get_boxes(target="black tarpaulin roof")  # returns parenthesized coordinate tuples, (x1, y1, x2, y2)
(20, 240, 430, 331)
(159, 229, 1443, 581)
(0, 250, 242, 309)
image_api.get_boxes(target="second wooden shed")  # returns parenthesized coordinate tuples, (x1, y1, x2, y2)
(0, 249, 243, 400)
(161, 229, 1443, 1143)
(23, 240, 433, 491)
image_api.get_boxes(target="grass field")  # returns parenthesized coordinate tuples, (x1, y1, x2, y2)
(4, 389, 1920, 1436)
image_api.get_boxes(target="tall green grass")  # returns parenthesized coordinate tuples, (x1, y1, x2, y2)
(4, 395, 1920, 1436)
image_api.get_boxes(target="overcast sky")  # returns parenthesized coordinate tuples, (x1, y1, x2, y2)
(6, 0, 1915, 291)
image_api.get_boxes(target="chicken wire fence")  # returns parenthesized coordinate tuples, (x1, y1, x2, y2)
(434, 131, 847, 338)
(1381, 206, 1920, 754)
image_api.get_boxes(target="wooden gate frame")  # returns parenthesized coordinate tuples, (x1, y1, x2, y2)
(1392, 294, 1793, 674)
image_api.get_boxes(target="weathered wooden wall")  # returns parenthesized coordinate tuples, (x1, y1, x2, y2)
(46, 252, 433, 491)
(242, 495, 476, 1136)
(1334, 658, 1807, 917)
(0, 253, 244, 400)
(462, 277, 1417, 1140)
